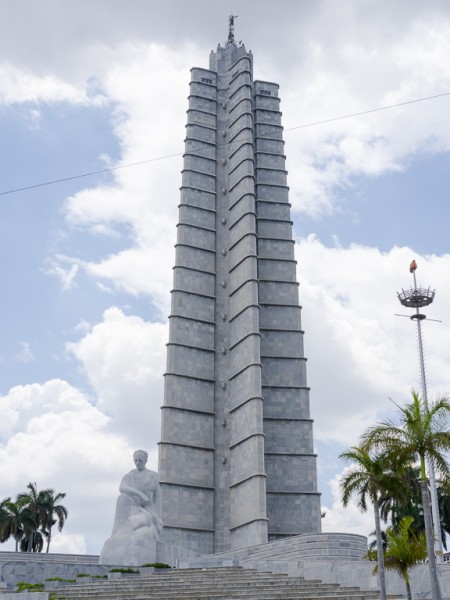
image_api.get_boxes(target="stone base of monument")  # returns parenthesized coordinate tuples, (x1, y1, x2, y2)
(100, 535, 157, 567)
(155, 541, 202, 566)
(99, 540, 201, 568)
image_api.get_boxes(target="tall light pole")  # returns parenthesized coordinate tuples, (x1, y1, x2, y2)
(397, 259, 443, 561)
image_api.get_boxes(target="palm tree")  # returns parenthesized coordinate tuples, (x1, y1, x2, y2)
(339, 446, 407, 600)
(362, 391, 450, 600)
(373, 516, 427, 600)
(16, 483, 50, 552)
(437, 479, 450, 547)
(40, 490, 68, 553)
(0, 485, 69, 553)
(381, 467, 450, 549)
(19, 529, 44, 553)
(0, 498, 24, 551)
(380, 466, 425, 532)
(368, 528, 387, 556)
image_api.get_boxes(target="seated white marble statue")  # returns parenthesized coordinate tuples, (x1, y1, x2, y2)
(99, 449, 163, 566)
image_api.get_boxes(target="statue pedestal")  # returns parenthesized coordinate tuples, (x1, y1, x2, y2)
(99, 539, 201, 567)
(100, 535, 157, 567)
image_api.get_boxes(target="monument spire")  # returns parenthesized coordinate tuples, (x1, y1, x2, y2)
(227, 14, 238, 45)
(159, 33, 321, 555)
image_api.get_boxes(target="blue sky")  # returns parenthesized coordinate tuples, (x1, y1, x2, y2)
(1, 103, 120, 386)
(299, 152, 450, 254)
(1, 0, 450, 554)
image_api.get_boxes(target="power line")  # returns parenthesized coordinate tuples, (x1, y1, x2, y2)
(1, 91, 449, 198)
(285, 91, 450, 132)
(0, 153, 183, 197)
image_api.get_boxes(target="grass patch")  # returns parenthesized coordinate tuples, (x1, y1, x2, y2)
(109, 567, 138, 573)
(141, 562, 172, 568)
(16, 582, 45, 592)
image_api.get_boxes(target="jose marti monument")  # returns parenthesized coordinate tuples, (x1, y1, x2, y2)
(158, 18, 322, 556)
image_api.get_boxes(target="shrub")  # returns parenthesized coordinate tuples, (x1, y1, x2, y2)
(16, 582, 45, 592)
(109, 567, 138, 573)
(141, 562, 171, 568)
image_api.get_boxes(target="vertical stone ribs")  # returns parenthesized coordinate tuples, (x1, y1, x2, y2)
(254, 81, 321, 539)
(225, 54, 268, 552)
(159, 67, 218, 555)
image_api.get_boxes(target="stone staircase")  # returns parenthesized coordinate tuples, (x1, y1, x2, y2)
(43, 566, 382, 599)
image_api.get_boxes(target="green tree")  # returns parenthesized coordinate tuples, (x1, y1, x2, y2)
(373, 516, 427, 600)
(381, 466, 450, 549)
(16, 483, 50, 552)
(0, 498, 24, 551)
(0, 485, 69, 553)
(362, 391, 450, 600)
(19, 529, 44, 553)
(40, 490, 68, 553)
(379, 467, 424, 532)
(368, 528, 387, 556)
(437, 479, 450, 546)
(339, 446, 407, 600)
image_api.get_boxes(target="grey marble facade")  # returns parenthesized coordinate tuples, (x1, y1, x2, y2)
(159, 38, 321, 555)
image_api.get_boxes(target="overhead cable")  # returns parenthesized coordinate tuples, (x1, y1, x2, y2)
(1, 91, 449, 197)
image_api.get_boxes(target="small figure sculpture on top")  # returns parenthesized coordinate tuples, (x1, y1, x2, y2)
(227, 14, 238, 44)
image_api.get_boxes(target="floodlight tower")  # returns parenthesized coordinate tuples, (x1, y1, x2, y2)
(397, 259, 443, 561)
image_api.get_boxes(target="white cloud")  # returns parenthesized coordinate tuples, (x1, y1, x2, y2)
(0, 378, 138, 553)
(321, 469, 375, 538)
(74, 319, 91, 334)
(0, 62, 106, 106)
(50, 533, 87, 555)
(67, 307, 167, 447)
(51, 43, 202, 312)
(298, 237, 450, 444)
(0, 307, 169, 554)
(15, 341, 35, 363)
(282, 15, 450, 217)
(44, 259, 79, 291)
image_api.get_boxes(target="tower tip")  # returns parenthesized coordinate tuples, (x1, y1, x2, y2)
(227, 14, 238, 45)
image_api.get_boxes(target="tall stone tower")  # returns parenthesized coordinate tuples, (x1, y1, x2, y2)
(159, 26, 321, 556)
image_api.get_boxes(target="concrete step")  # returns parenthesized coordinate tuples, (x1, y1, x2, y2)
(55, 583, 368, 594)
(43, 567, 381, 600)
(46, 593, 379, 600)
(48, 592, 380, 599)
(0, 551, 100, 564)
(62, 581, 363, 593)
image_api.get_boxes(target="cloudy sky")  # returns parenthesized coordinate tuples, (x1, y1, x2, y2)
(1, 0, 450, 555)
